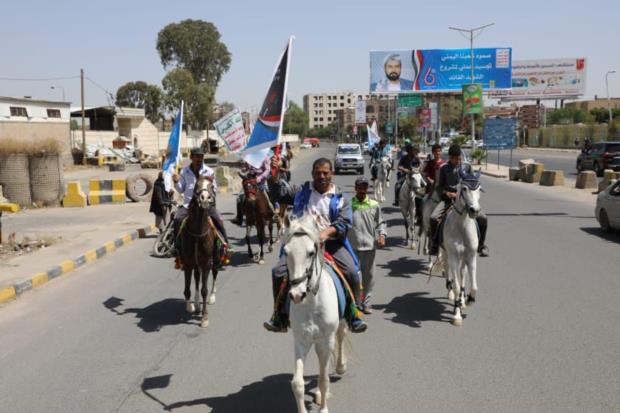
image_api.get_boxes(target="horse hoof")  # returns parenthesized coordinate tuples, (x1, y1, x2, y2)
(207, 294, 216, 305)
(466, 295, 476, 305)
(336, 363, 347, 375)
(451, 317, 463, 326)
(201, 319, 209, 328)
(268, 245, 273, 253)
(259, 259, 265, 265)
(186, 302, 196, 314)
(410, 243, 416, 250)
(448, 290, 455, 301)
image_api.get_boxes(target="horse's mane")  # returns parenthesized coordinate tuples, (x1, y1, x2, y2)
(282, 214, 321, 246)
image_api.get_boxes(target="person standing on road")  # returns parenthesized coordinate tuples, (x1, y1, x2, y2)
(428, 144, 489, 257)
(350, 177, 386, 314)
(150, 171, 172, 233)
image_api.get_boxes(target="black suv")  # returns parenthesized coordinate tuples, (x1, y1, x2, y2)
(576, 141, 620, 176)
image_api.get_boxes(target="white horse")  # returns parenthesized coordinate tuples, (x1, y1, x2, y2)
(420, 192, 440, 269)
(285, 215, 349, 413)
(442, 172, 482, 326)
(372, 156, 391, 203)
(398, 168, 426, 249)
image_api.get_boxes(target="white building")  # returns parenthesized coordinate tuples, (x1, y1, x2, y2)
(303, 92, 369, 129)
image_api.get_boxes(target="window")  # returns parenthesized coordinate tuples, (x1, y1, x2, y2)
(314, 118, 318, 122)
(10, 106, 28, 117)
(47, 109, 61, 118)
(340, 103, 344, 107)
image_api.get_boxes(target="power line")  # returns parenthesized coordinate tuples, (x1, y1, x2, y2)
(0, 75, 79, 81)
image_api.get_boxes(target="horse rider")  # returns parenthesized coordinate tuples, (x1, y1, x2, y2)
(422, 143, 446, 195)
(369, 139, 391, 181)
(231, 151, 272, 226)
(397, 138, 411, 160)
(172, 147, 232, 265)
(428, 144, 489, 257)
(263, 157, 368, 334)
(393, 144, 421, 207)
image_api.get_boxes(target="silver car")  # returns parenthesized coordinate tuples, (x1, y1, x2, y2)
(595, 179, 620, 231)
(334, 144, 364, 174)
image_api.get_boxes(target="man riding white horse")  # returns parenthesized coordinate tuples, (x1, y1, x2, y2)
(231, 151, 273, 226)
(428, 144, 489, 257)
(172, 147, 231, 268)
(263, 157, 368, 334)
(370, 138, 392, 181)
(393, 144, 422, 207)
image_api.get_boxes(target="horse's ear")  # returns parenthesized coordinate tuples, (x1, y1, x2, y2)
(475, 169, 482, 180)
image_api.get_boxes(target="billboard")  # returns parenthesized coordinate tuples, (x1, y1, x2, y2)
(463, 84, 483, 114)
(502, 58, 586, 99)
(483, 117, 517, 150)
(214, 108, 247, 153)
(370, 48, 512, 94)
(355, 100, 366, 124)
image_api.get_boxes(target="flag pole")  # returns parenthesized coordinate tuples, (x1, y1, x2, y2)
(277, 36, 295, 146)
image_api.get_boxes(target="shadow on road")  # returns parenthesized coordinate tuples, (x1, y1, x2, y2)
(373, 292, 452, 328)
(580, 227, 620, 243)
(102, 297, 198, 332)
(486, 212, 568, 217)
(377, 255, 428, 278)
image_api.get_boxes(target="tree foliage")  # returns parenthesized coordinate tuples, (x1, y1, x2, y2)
(162, 68, 214, 129)
(307, 122, 337, 139)
(156, 19, 231, 87)
(283, 102, 308, 137)
(548, 108, 593, 124)
(115, 81, 163, 123)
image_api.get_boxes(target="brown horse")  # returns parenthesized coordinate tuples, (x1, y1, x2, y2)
(179, 176, 218, 328)
(242, 176, 274, 264)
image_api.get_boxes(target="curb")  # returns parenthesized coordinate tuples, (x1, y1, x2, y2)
(480, 170, 507, 178)
(0, 224, 157, 306)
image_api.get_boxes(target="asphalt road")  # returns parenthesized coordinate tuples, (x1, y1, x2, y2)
(1, 143, 619, 413)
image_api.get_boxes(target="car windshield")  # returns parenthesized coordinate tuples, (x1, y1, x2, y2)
(338, 146, 360, 154)
(605, 143, 620, 153)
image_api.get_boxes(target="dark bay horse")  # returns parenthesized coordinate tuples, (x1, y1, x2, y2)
(179, 176, 218, 328)
(242, 176, 274, 264)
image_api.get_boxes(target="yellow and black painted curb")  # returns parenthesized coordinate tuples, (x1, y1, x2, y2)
(0, 224, 157, 306)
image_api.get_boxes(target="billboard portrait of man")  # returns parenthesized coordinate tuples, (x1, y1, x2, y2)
(371, 53, 415, 93)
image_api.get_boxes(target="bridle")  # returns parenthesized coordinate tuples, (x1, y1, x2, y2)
(186, 180, 213, 238)
(286, 234, 322, 296)
(453, 181, 480, 216)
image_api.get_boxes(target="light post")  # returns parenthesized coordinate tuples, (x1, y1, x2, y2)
(605, 70, 616, 123)
(449, 23, 494, 144)
(50, 85, 66, 101)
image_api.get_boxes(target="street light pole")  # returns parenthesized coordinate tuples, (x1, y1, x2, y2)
(605, 70, 616, 123)
(50, 85, 66, 101)
(449, 23, 494, 144)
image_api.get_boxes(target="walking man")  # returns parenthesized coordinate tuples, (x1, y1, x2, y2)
(350, 177, 386, 314)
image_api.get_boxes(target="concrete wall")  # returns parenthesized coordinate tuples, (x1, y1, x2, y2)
(527, 124, 609, 148)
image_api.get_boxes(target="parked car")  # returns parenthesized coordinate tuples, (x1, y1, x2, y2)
(303, 137, 321, 147)
(595, 179, 620, 231)
(334, 143, 364, 174)
(300, 142, 313, 149)
(576, 141, 620, 176)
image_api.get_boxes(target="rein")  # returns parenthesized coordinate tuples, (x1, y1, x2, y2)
(286, 235, 322, 296)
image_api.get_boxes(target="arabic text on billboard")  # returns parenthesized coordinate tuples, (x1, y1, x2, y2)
(506, 58, 586, 99)
(370, 48, 512, 94)
(483, 117, 517, 150)
(213, 108, 247, 153)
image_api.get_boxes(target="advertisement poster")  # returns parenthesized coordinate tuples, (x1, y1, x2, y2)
(214, 108, 247, 153)
(370, 48, 512, 93)
(483, 117, 517, 149)
(504, 58, 586, 99)
(463, 84, 483, 114)
(417, 107, 431, 128)
(355, 100, 366, 124)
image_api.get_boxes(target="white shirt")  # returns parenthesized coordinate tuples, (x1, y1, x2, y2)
(306, 184, 343, 235)
(175, 163, 216, 208)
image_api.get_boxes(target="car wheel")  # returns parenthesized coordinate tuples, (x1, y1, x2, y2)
(599, 209, 612, 232)
(594, 162, 603, 177)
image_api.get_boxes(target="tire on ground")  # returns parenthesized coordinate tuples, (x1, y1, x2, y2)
(126, 173, 154, 202)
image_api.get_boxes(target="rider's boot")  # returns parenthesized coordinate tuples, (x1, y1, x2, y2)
(392, 181, 401, 207)
(347, 278, 368, 333)
(263, 276, 289, 333)
(429, 219, 439, 256)
(477, 216, 489, 257)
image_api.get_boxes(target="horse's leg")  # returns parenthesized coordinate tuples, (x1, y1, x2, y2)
(245, 225, 254, 260)
(466, 252, 478, 305)
(200, 264, 209, 328)
(335, 321, 347, 375)
(184, 268, 195, 313)
(193, 266, 201, 310)
(315, 338, 334, 413)
(258, 222, 265, 265)
(268, 218, 274, 253)
(445, 250, 455, 301)
(450, 254, 463, 326)
(208, 252, 217, 305)
(291, 342, 311, 413)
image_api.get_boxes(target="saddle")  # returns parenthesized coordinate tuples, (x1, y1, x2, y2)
(436, 205, 481, 250)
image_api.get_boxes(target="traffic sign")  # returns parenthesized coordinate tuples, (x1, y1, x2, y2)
(398, 94, 422, 107)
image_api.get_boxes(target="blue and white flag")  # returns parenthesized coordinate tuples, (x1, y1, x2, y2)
(368, 120, 380, 149)
(243, 36, 294, 159)
(162, 101, 183, 192)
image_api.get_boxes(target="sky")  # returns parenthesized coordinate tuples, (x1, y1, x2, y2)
(1, 0, 619, 113)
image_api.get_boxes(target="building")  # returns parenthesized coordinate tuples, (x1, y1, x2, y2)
(0, 96, 71, 160)
(303, 92, 368, 129)
(333, 94, 397, 136)
(565, 97, 620, 112)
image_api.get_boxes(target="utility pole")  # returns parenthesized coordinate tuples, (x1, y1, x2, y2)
(80, 68, 86, 165)
(449, 23, 494, 144)
(606, 70, 616, 123)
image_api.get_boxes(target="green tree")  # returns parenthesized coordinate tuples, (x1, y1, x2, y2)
(162, 68, 214, 129)
(115, 81, 163, 123)
(282, 102, 308, 137)
(157, 19, 231, 87)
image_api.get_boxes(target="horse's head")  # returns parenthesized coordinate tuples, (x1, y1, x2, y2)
(282, 215, 321, 304)
(458, 166, 482, 218)
(406, 168, 426, 193)
(242, 177, 258, 201)
(193, 177, 214, 209)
